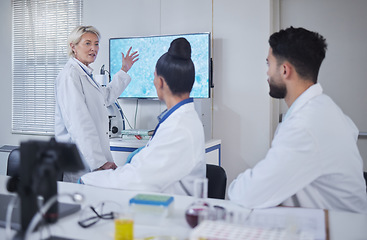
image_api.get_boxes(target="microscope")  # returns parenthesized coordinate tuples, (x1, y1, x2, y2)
(95, 65, 125, 138)
(108, 101, 125, 138)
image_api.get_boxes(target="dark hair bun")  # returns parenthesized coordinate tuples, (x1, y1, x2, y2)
(167, 37, 191, 60)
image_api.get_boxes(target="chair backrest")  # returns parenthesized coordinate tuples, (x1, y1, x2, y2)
(7, 148, 63, 181)
(7, 148, 20, 177)
(206, 164, 227, 199)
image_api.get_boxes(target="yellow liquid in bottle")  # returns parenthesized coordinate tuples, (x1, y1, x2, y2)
(115, 219, 134, 240)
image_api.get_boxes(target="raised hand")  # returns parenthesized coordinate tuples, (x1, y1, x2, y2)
(121, 46, 139, 72)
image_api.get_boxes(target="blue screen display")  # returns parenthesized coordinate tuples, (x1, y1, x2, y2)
(109, 33, 211, 98)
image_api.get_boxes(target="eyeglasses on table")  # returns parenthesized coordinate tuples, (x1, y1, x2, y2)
(78, 201, 123, 228)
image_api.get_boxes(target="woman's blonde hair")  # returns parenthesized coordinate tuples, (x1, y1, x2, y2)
(67, 26, 100, 57)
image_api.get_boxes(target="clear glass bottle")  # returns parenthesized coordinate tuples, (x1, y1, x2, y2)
(185, 178, 211, 228)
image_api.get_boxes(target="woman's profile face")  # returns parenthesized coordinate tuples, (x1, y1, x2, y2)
(72, 32, 99, 66)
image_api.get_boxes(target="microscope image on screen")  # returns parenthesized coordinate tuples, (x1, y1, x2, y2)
(109, 32, 212, 99)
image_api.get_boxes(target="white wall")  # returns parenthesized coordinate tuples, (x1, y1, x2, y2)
(84, 0, 165, 132)
(0, 0, 273, 195)
(279, 0, 367, 170)
(212, 1, 272, 190)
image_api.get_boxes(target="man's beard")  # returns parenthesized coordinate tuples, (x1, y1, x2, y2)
(268, 78, 286, 99)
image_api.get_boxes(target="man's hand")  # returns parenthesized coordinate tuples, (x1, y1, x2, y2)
(121, 46, 139, 72)
(96, 161, 117, 171)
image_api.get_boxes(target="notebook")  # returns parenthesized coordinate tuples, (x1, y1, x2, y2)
(0, 193, 81, 231)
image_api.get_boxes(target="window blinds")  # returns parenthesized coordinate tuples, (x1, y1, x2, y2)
(12, 0, 82, 134)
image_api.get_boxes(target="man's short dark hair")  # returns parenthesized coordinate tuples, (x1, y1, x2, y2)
(269, 27, 327, 83)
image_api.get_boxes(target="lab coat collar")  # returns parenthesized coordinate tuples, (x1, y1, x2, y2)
(151, 98, 194, 139)
(71, 58, 100, 89)
(73, 57, 94, 75)
(283, 83, 323, 121)
(159, 98, 194, 123)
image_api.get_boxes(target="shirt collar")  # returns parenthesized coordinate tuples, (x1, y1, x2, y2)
(157, 109, 168, 122)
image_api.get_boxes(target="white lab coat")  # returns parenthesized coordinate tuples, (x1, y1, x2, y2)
(55, 58, 131, 182)
(81, 101, 206, 196)
(228, 83, 367, 213)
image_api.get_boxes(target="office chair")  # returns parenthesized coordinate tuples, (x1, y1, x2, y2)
(206, 164, 227, 199)
(7, 148, 20, 177)
(7, 148, 64, 181)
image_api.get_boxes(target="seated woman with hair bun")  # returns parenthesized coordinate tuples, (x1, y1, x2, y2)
(81, 38, 206, 196)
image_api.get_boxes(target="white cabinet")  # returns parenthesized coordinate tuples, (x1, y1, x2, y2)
(204, 139, 221, 166)
(110, 138, 221, 167)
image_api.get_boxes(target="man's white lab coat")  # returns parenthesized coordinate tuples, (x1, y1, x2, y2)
(55, 58, 131, 182)
(81, 101, 206, 196)
(228, 83, 367, 213)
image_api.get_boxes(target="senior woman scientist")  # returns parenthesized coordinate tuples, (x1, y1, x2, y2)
(55, 26, 139, 182)
(80, 38, 206, 196)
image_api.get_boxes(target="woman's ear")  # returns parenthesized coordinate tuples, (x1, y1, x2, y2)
(70, 43, 76, 55)
(157, 76, 165, 89)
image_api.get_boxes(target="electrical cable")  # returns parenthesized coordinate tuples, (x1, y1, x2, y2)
(24, 192, 84, 240)
(114, 102, 126, 130)
(134, 99, 139, 129)
(5, 179, 49, 240)
(36, 197, 52, 240)
(105, 69, 111, 82)
(121, 107, 133, 129)
(5, 195, 18, 240)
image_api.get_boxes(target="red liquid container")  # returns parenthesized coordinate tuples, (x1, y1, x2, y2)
(185, 178, 210, 228)
(185, 202, 210, 228)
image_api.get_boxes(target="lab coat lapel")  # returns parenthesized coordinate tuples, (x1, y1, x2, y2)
(83, 74, 102, 92)
(70, 59, 102, 92)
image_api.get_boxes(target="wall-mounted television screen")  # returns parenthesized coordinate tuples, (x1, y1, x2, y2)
(109, 32, 211, 98)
